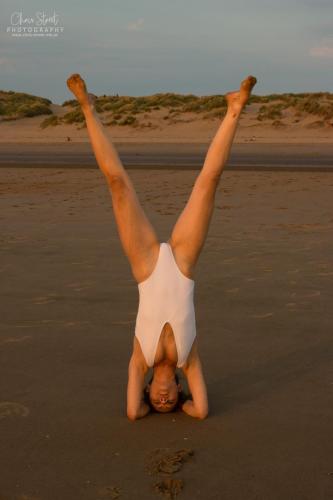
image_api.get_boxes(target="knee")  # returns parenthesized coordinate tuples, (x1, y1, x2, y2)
(196, 172, 220, 192)
(107, 174, 129, 194)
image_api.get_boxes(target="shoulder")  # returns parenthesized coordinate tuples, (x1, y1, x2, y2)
(180, 338, 199, 373)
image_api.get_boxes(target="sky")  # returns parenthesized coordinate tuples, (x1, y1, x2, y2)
(0, 0, 332, 104)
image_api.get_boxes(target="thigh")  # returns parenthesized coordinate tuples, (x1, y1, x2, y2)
(169, 173, 219, 273)
(107, 174, 160, 283)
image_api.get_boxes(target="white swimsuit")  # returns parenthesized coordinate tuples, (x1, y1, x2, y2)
(135, 242, 196, 368)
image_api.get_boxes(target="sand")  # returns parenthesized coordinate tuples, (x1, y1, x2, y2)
(1, 167, 333, 499)
(1, 142, 333, 171)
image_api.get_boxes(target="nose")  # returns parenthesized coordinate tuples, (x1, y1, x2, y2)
(159, 395, 168, 403)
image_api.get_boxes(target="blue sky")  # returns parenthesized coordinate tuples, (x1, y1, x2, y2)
(0, 0, 332, 103)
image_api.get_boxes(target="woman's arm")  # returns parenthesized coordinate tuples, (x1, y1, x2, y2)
(126, 354, 150, 420)
(181, 343, 209, 419)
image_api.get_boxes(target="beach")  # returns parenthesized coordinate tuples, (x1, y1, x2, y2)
(1, 162, 333, 499)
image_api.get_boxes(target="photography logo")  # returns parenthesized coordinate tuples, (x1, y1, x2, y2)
(6, 11, 64, 37)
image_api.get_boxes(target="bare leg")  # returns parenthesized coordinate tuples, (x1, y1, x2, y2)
(169, 76, 257, 275)
(66, 74, 159, 283)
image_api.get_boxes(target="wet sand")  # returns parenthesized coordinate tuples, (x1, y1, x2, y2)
(0, 167, 333, 499)
(1, 142, 333, 170)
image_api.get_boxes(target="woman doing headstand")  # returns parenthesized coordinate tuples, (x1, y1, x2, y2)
(66, 73, 257, 420)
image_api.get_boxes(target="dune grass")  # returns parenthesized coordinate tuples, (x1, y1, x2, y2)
(0, 91, 52, 119)
(2, 89, 333, 129)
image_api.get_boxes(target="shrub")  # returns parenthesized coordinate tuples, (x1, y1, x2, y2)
(257, 103, 284, 121)
(119, 114, 138, 126)
(62, 108, 85, 124)
(62, 99, 78, 107)
(0, 90, 53, 118)
(40, 115, 59, 129)
(272, 119, 285, 127)
(18, 103, 53, 117)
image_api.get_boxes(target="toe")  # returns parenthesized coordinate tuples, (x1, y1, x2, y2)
(241, 75, 257, 92)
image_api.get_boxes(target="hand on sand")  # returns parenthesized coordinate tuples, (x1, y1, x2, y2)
(225, 75, 257, 115)
(66, 73, 93, 108)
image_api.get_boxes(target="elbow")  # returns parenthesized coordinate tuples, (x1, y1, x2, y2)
(126, 409, 138, 421)
(197, 406, 209, 420)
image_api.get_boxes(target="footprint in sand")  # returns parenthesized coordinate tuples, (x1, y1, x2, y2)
(145, 448, 194, 476)
(251, 312, 274, 319)
(145, 449, 194, 499)
(0, 401, 30, 419)
(153, 478, 183, 499)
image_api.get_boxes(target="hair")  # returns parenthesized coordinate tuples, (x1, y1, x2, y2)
(143, 372, 191, 413)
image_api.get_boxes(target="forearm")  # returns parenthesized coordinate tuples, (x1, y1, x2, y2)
(181, 399, 208, 419)
(81, 103, 124, 179)
(136, 401, 151, 419)
(201, 108, 241, 178)
(127, 399, 150, 421)
(126, 356, 150, 420)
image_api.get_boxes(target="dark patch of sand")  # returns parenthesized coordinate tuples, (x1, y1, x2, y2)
(0, 167, 332, 499)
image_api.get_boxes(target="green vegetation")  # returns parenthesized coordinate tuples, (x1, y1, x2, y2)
(255, 92, 333, 122)
(40, 115, 59, 129)
(118, 114, 138, 126)
(0, 90, 52, 118)
(62, 108, 85, 124)
(2, 90, 333, 129)
(257, 103, 284, 121)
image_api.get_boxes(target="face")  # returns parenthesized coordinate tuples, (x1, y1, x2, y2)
(148, 377, 181, 413)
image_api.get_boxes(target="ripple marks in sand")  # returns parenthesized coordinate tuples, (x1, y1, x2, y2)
(0, 401, 30, 419)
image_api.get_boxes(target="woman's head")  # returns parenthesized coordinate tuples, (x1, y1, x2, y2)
(144, 373, 188, 413)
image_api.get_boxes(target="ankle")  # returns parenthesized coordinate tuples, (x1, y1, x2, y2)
(81, 101, 95, 115)
(226, 107, 242, 119)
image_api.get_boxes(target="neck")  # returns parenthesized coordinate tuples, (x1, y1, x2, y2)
(153, 363, 176, 382)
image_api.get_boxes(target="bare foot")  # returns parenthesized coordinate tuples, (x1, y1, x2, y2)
(225, 75, 257, 115)
(66, 73, 92, 108)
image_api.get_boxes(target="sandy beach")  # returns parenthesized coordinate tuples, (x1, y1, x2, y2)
(1, 165, 332, 499)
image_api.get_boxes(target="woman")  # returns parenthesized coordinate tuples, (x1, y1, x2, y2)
(66, 73, 257, 420)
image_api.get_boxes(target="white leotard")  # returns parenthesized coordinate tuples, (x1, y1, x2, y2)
(135, 242, 196, 368)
